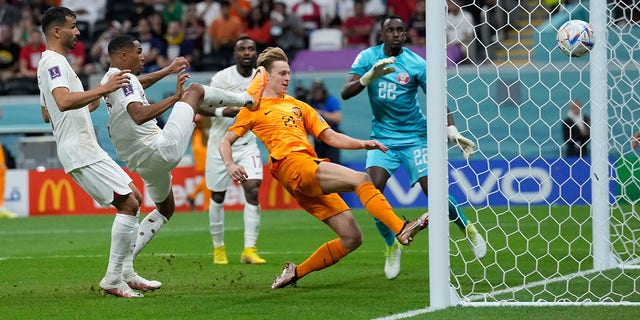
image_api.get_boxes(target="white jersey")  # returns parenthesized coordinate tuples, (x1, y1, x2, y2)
(37, 50, 109, 173)
(208, 66, 257, 148)
(101, 67, 161, 170)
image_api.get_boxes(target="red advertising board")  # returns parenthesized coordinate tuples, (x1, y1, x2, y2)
(29, 166, 299, 216)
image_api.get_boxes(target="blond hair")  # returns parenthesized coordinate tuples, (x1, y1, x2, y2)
(257, 47, 288, 71)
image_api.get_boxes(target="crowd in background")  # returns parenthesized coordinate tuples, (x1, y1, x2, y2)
(0, 0, 527, 96)
(1, 0, 637, 97)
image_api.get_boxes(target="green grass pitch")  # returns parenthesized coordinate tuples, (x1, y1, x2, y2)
(0, 207, 639, 319)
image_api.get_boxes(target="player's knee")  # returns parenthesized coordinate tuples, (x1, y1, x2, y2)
(211, 192, 225, 204)
(342, 231, 363, 251)
(353, 171, 371, 186)
(182, 83, 204, 107)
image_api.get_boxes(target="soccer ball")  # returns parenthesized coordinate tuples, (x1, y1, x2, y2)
(556, 20, 595, 57)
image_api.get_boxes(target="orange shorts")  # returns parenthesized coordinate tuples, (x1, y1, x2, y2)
(273, 151, 350, 221)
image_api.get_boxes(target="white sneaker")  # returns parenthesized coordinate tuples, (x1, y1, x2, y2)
(123, 273, 162, 292)
(466, 224, 487, 259)
(384, 239, 403, 280)
(99, 278, 144, 298)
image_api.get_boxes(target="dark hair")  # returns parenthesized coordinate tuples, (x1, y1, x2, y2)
(235, 34, 256, 47)
(380, 14, 404, 30)
(108, 35, 136, 55)
(41, 6, 76, 35)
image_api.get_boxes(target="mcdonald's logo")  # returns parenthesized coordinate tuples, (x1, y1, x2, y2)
(268, 179, 293, 207)
(39, 179, 75, 212)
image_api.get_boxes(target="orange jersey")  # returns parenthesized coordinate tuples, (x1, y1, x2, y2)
(229, 95, 330, 162)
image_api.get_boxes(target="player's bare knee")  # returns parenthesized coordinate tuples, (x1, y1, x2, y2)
(353, 171, 371, 186)
(181, 83, 204, 109)
(113, 193, 140, 215)
(342, 231, 363, 251)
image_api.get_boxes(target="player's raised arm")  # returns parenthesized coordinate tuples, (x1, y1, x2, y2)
(138, 57, 189, 89)
(52, 70, 130, 112)
(127, 70, 189, 125)
(341, 57, 396, 100)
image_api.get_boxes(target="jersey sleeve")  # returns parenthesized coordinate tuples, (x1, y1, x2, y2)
(43, 55, 71, 93)
(302, 101, 331, 138)
(349, 50, 371, 76)
(228, 108, 253, 138)
(115, 74, 145, 108)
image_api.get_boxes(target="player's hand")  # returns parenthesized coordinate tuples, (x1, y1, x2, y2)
(632, 131, 640, 149)
(359, 57, 396, 87)
(363, 140, 388, 152)
(226, 163, 248, 184)
(167, 57, 189, 74)
(103, 70, 131, 94)
(174, 71, 189, 98)
(447, 125, 476, 159)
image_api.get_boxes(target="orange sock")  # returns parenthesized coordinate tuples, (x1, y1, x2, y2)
(356, 182, 405, 234)
(296, 238, 350, 279)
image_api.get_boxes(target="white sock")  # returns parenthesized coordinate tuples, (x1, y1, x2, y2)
(104, 213, 137, 284)
(133, 209, 167, 258)
(201, 84, 251, 109)
(209, 201, 225, 248)
(122, 213, 140, 278)
(243, 203, 260, 248)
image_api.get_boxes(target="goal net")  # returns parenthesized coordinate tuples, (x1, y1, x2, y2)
(429, 0, 640, 307)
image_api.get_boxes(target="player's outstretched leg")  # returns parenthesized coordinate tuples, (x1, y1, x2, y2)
(133, 209, 168, 258)
(448, 194, 486, 259)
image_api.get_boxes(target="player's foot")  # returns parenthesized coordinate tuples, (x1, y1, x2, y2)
(465, 224, 487, 259)
(240, 247, 266, 264)
(0, 209, 18, 219)
(395, 212, 429, 245)
(384, 239, 403, 280)
(214, 246, 228, 265)
(271, 262, 298, 289)
(245, 66, 268, 111)
(99, 278, 144, 298)
(186, 196, 196, 211)
(123, 272, 162, 292)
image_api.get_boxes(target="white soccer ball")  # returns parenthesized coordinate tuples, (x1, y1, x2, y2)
(556, 19, 595, 57)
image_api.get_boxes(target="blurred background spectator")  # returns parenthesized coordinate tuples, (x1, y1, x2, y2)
(407, 0, 426, 46)
(184, 3, 206, 63)
(13, 5, 38, 47)
(0, 0, 20, 26)
(446, 0, 474, 64)
(270, 1, 305, 60)
(159, 20, 194, 68)
(292, 0, 322, 46)
(133, 17, 165, 73)
(342, 0, 375, 48)
(208, 0, 243, 62)
(0, 24, 20, 83)
(17, 28, 44, 79)
(245, 6, 272, 53)
(162, 0, 184, 24)
(308, 79, 342, 164)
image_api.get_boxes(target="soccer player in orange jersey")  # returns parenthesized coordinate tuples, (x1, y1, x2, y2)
(219, 47, 429, 289)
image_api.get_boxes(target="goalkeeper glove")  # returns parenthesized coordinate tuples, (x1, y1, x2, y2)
(447, 125, 476, 159)
(359, 57, 396, 87)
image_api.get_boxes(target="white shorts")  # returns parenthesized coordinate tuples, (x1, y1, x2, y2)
(69, 159, 133, 208)
(135, 102, 195, 203)
(206, 141, 263, 192)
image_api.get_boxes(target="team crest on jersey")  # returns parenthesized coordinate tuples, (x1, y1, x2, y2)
(48, 66, 61, 79)
(122, 84, 134, 96)
(397, 72, 410, 85)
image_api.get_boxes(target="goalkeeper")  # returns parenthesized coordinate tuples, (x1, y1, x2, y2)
(341, 15, 486, 280)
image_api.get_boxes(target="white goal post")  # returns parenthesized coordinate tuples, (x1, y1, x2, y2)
(427, 0, 640, 309)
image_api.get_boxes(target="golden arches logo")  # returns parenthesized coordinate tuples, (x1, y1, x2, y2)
(38, 179, 75, 212)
